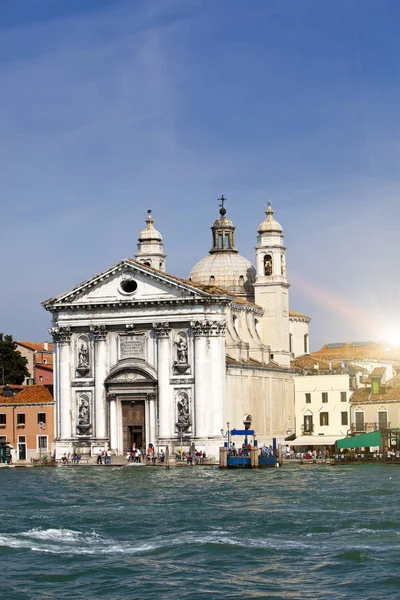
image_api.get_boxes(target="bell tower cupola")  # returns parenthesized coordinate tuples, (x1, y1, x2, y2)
(254, 201, 290, 366)
(135, 209, 166, 272)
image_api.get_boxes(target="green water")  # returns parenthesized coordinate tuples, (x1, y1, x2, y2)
(0, 464, 399, 599)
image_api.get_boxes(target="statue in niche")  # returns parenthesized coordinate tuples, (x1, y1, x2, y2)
(78, 344, 89, 368)
(281, 254, 286, 276)
(76, 339, 90, 376)
(176, 338, 188, 363)
(173, 336, 190, 374)
(176, 394, 191, 431)
(264, 255, 272, 276)
(79, 396, 90, 425)
(77, 395, 92, 435)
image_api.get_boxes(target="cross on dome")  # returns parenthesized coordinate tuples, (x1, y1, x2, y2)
(218, 194, 227, 216)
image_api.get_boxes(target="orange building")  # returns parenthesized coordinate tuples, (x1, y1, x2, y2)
(0, 385, 54, 461)
(15, 341, 54, 385)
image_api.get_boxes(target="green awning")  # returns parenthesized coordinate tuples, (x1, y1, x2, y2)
(336, 430, 381, 449)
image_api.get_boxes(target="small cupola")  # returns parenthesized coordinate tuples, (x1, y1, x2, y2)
(258, 201, 283, 235)
(210, 195, 238, 254)
(135, 209, 167, 272)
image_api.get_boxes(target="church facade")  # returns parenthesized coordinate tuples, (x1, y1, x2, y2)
(43, 201, 310, 458)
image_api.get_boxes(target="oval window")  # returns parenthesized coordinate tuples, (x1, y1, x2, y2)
(120, 279, 138, 294)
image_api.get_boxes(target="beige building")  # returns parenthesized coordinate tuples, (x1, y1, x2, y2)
(350, 367, 400, 433)
(291, 354, 351, 446)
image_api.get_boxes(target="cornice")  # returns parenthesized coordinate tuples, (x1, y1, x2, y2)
(231, 302, 264, 315)
(45, 296, 232, 313)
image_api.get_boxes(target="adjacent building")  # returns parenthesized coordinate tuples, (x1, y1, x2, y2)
(15, 341, 54, 385)
(291, 354, 351, 447)
(0, 385, 54, 461)
(350, 367, 400, 434)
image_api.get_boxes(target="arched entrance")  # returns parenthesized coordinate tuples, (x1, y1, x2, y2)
(105, 359, 157, 454)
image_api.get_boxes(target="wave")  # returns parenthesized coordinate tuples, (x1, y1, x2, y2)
(0, 527, 399, 556)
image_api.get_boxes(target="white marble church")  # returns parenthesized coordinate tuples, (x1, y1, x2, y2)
(43, 199, 310, 459)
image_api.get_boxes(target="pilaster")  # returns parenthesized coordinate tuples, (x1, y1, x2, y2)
(49, 327, 72, 441)
(153, 322, 171, 439)
(107, 393, 118, 452)
(91, 325, 109, 441)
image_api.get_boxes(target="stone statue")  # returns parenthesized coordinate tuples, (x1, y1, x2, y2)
(177, 394, 191, 430)
(173, 336, 190, 374)
(78, 344, 89, 368)
(78, 397, 90, 425)
(264, 255, 272, 276)
(176, 338, 188, 364)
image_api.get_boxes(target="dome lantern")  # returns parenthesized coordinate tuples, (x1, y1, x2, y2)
(188, 196, 256, 301)
(210, 195, 238, 254)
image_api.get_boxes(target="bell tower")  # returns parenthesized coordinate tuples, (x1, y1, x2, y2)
(135, 210, 166, 272)
(254, 202, 290, 366)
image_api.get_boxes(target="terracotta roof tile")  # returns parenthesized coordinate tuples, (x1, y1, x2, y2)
(291, 354, 331, 372)
(35, 364, 54, 371)
(128, 259, 233, 296)
(313, 342, 400, 362)
(386, 374, 400, 388)
(371, 367, 386, 377)
(0, 385, 53, 404)
(351, 383, 400, 403)
(17, 341, 54, 352)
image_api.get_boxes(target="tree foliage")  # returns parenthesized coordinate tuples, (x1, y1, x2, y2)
(0, 333, 30, 385)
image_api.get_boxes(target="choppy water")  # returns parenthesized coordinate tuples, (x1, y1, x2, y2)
(0, 464, 399, 599)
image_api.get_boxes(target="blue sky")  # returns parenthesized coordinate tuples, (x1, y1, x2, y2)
(1, 0, 399, 349)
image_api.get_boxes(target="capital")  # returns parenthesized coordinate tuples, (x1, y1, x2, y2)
(190, 320, 226, 337)
(106, 393, 117, 402)
(48, 326, 72, 344)
(147, 392, 157, 402)
(153, 322, 171, 338)
(90, 325, 108, 341)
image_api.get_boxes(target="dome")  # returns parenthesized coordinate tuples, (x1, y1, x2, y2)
(258, 202, 283, 234)
(212, 214, 234, 228)
(138, 211, 162, 242)
(189, 253, 256, 298)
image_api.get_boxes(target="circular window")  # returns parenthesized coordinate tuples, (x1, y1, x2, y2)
(120, 279, 138, 294)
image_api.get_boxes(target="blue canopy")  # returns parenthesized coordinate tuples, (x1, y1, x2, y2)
(231, 429, 255, 436)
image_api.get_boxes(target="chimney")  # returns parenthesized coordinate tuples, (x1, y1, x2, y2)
(44, 342, 49, 351)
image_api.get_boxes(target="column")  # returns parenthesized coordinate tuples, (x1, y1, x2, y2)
(191, 321, 210, 439)
(148, 392, 156, 447)
(91, 325, 108, 440)
(210, 321, 227, 436)
(49, 326, 72, 440)
(107, 393, 118, 452)
(153, 322, 171, 440)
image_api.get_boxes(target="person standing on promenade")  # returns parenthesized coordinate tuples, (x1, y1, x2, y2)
(96, 450, 103, 465)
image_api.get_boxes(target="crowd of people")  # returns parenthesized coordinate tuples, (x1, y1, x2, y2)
(175, 449, 207, 464)
(61, 452, 82, 464)
(126, 443, 166, 464)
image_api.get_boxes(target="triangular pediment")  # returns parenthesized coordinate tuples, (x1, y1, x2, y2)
(43, 259, 229, 308)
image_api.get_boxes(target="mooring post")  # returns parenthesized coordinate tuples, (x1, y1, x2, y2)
(219, 446, 227, 468)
